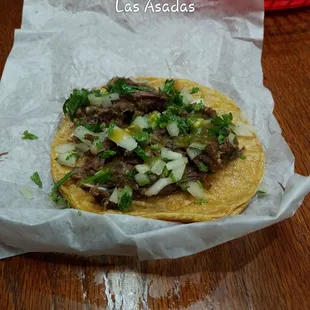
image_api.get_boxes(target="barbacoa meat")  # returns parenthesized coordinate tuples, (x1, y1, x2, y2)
(72, 156, 105, 181)
(76, 77, 168, 127)
(66, 76, 245, 209)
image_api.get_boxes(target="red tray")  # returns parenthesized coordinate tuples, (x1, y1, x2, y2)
(265, 0, 310, 10)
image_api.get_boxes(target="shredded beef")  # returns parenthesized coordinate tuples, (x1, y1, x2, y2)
(68, 135, 80, 143)
(105, 159, 139, 190)
(68, 76, 245, 207)
(84, 134, 95, 141)
(132, 91, 168, 113)
(107, 77, 157, 91)
(219, 140, 239, 162)
(72, 157, 105, 181)
(137, 98, 165, 113)
(77, 77, 168, 126)
(201, 106, 217, 119)
(183, 165, 201, 181)
(151, 129, 167, 144)
(157, 184, 179, 196)
(88, 186, 110, 199)
(80, 100, 143, 126)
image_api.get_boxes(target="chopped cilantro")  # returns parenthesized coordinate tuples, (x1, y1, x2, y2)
(75, 120, 102, 133)
(126, 170, 137, 181)
(134, 146, 149, 161)
(194, 127, 202, 136)
(50, 170, 74, 203)
(257, 190, 267, 196)
(91, 89, 104, 97)
(213, 113, 233, 127)
(63, 89, 90, 121)
(196, 180, 203, 189)
(159, 114, 191, 134)
(218, 134, 225, 144)
(80, 168, 110, 185)
(148, 111, 162, 130)
(150, 144, 161, 150)
(161, 79, 176, 97)
(198, 163, 208, 172)
(96, 142, 103, 150)
(176, 178, 189, 184)
(22, 131, 38, 140)
(107, 123, 115, 137)
(78, 210, 82, 216)
(65, 152, 79, 161)
(240, 155, 246, 160)
(193, 101, 204, 112)
(208, 113, 233, 144)
(190, 87, 199, 94)
(196, 199, 208, 204)
(30, 171, 42, 188)
(132, 130, 150, 143)
(162, 167, 170, 177)
(257, 190, 266, 194)
(161, 79, 183, 106)
(100, 122, 106, 130)
(118, 186, 133, 212)
(99, 150, 116, 159)
(50, 191, 70, 209)
(107, 79, 152, 94)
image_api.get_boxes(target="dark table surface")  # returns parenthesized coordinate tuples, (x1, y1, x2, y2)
(0, 2, 310, 309)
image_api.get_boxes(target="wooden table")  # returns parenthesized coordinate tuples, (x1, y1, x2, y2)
(1, 2, 309, 309)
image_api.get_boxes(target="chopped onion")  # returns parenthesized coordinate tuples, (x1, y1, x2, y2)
(90, 145, 98, 155)
(108, 126, 137, 151)
(150, 159, 166, 176)
(228, 133, 236, 144)
(83, 184, 108, 191)
(109, 93, 120, 101)
(109, 187, 118, 204)
(167, 121, 179, 137)
(189, 142, 206, 150)
(96, 131, 107, 142)
(192, 98, 205, 104)
(135, 164, 150, 174)
(57, 152, 77, 167)
(148, 111, 161, 129)
(73, 126, 96, 146)
(144, 178, 173, 197)
(233, 123, 255, 137)
(88, 94, 106, 107)
(75, 143, 89, 153)
(166, 158, 188, 170)
(186, 148, 202, 160)
(19, 186, 34, 200)
(161, 147, 183, 160)
(170, 164, 186, 182)
(102, 96, 112, 107)
(89, 140, 104, 155)
(181, 90, 194, 104)
(55, 143, 76, 154)
(90, 141, 104, 155)
(132, 116, 150, 129)
(187, 181, 205, 199)
(193, 118, 211, 128)
(135, 173, 150, 186)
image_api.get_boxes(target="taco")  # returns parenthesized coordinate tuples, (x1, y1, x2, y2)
(50, 77, 265, 222)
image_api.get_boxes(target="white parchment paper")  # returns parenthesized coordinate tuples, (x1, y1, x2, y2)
(0, 0, 309, 260)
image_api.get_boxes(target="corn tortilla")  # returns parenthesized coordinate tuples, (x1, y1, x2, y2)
(51, 77, 265, 222)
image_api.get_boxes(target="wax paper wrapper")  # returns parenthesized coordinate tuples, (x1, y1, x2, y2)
(0, 0, 309, 261)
